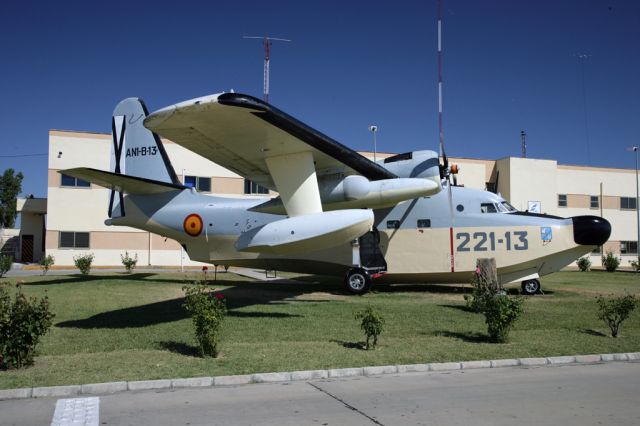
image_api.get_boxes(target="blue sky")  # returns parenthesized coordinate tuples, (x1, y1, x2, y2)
(1, 0, 639, 197)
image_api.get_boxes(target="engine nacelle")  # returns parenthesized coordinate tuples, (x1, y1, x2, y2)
(320, 175, 440, 207)
(379, 150, 440, 179)
(252, 173, 441, 214)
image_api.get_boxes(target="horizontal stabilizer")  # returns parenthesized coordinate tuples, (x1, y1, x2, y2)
(60, 168, 186, 195)
(235, 210, 374, 254)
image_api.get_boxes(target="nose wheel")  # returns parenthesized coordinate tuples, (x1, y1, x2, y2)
(345, 267, 372, 295)
(521, 279, 541, 295)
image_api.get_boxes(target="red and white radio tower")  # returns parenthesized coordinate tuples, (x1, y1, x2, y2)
(243, 36, 291, 103)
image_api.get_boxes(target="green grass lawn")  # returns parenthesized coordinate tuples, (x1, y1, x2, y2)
(1, 270, 639, 389)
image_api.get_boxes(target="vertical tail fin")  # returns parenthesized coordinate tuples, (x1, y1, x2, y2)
(109, 98, 180, 217)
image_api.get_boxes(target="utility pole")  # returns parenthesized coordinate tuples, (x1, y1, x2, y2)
(629, 146, 639, 269)
(243, 36, 291, 103)
(521, 130, 527, 158)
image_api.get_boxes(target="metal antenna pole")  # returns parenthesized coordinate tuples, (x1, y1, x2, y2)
(243, 36, 291, 102)
(521, 130, 527, 158)
(263, 38, 271, 103)
(577, 53, 592, 165)
(636, 147, 639, 269)
(632, 146, 640, 269)
(437, 0, 444, 155)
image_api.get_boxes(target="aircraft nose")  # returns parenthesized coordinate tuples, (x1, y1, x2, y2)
(572, 216, 611, 246)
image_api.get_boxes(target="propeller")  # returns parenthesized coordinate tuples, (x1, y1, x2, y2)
(438, 139, 460, 219)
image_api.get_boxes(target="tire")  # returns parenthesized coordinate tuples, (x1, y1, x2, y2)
(345, 268, 372, 295)
(521, 279, 540, 295)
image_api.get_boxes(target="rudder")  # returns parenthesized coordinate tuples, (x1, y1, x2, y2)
(109, 98, 181, 217)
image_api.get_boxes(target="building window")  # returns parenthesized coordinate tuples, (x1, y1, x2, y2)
(590, 196, 599, 209)
(386, 220, 400, 229)
(620, 197, 637, 210)
(244, 179, 269, 195)
(59, 232, 90, 249)
(417, 219, 431, 228)
(184, 175, 211, 192)
(591, 246, 601, 254)
(60, 174, 90, 188)
(620, 241, 638, 255)
(558, 194, 567, 207)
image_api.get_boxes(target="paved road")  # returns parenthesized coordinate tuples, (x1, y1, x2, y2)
(2, 362, 639, 425)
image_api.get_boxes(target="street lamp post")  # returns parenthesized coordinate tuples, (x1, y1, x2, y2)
(369, 125, 378, 162)
(632, 146, 639, 269)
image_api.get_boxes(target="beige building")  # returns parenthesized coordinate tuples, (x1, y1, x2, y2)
(14, 130, 638, 268)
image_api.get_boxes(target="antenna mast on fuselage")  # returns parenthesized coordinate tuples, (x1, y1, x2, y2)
(437, 0, 444, 156)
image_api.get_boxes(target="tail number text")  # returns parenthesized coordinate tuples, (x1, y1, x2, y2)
(456, 231, 528, 252)
(126, 146, 158, 158)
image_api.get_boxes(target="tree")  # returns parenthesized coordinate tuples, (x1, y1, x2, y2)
(0, 169, 24, 228)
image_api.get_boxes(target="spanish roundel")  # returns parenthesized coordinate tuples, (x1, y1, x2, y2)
(183, 213, 203, 237)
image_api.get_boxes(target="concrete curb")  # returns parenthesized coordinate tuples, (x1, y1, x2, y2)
(1, 352, 638, 401)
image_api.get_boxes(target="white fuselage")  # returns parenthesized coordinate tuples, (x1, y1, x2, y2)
(112, 185, 597, 285)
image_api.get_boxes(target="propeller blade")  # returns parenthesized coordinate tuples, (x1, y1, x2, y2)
(447, 180, 454, 226)
(439, 137, 449, 181)
(446, 179, 455, 272)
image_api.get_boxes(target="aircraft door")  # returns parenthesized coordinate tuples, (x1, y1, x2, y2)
(358, 227, 387, 272)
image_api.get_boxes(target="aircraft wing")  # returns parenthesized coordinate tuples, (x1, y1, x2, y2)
(143, 93, 397, 191)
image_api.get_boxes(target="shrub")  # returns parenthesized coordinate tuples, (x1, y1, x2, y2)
(483, 294, 525, 343)
(630, 259, 640, 272)
(354, 305, 385, 350)
(0, 283, 55, 369)
(183, 282, 226, 357)
(576, 256, 591, 272)
(120, 251, 138, 273)
(601, 251, 620, 272)
(464, 264, 499, 312)
(596, 293, 637, 337)
(0, 255, 12, 278)
(39, 255, 55, 276)
(73, 253, 94, 276)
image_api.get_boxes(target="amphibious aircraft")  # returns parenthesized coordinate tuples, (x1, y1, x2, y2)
(62, 93, 611, 295)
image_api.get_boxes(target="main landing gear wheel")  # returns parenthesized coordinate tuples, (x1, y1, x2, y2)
(521, 279, 541, 295)
(345, 267, 372, 295)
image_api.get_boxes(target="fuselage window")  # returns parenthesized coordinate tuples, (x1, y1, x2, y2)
(417, 219, 431, 228)
(481, 203, 497, 213)
(386, 220, 401, 229)
(456, 204, 464, 212)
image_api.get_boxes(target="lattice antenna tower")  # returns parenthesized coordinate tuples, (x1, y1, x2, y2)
(243, 36, 292, 103)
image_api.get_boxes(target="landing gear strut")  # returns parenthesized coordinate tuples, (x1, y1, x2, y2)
(345, 267, 372, 295)
(521, 279, 541, 295)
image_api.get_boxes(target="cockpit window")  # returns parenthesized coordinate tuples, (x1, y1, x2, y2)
(501, 201, 517, 212)
(481, 203, 498, 213)
(481, 201, 517, 213)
